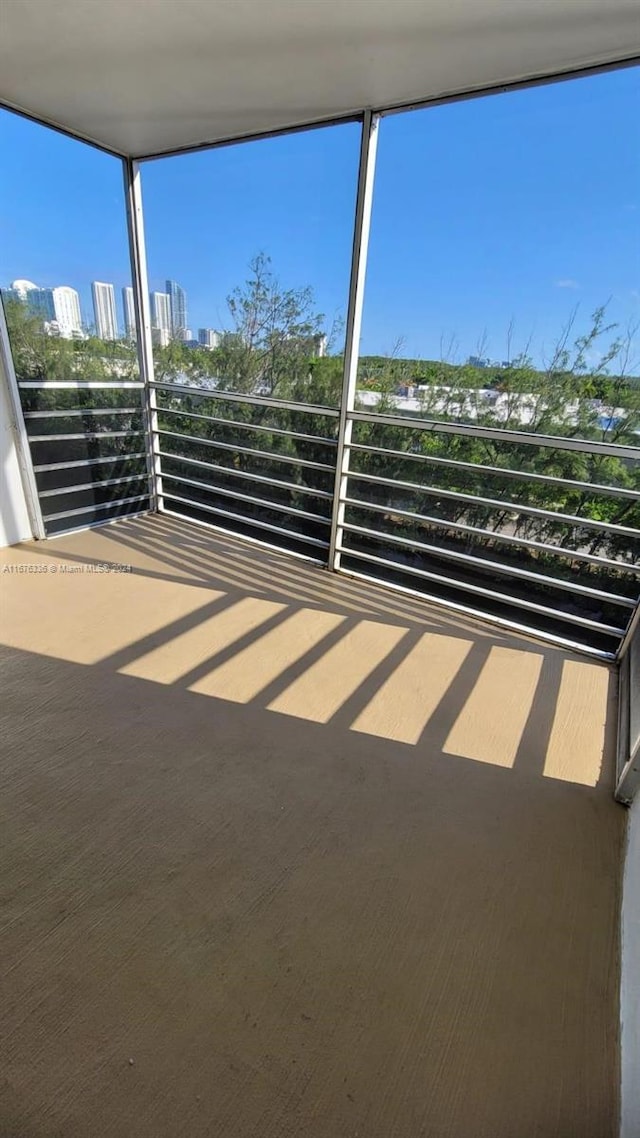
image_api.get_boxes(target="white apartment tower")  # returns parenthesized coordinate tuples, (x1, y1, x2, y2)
(51, 286, 83, 339)
(92, 281, 118, 340)
(122, 286, 136, 340)
(150, 290, 171, 347)
(5, 280, 82, 338)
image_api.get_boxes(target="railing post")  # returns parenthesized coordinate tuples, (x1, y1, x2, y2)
(616, 595, 640, 665)
(328, 110, 379, 571)
(615, 596, 640, 804)
(0, 298, 46, 539)
(122, 157, 162, 513)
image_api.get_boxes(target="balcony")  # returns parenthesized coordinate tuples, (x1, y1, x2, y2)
(1, 4, 639, 1135)
(0, 512, 627, 1136)
(12, 375, 640, 660)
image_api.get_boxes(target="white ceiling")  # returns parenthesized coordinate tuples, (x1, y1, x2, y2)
(0, 0, 638, 158)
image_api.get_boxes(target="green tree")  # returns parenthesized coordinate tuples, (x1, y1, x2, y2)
(214, 253, 325, 398)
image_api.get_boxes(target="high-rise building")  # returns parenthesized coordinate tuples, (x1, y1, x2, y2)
(4, 280, 55, 322)
(166, 279, 187, 338)
(198, 328, 221, 349)
(52, 286, 83, 338)
(27, 287, 56, 322)
(91, 281, 118, 340)
(151, 290, 171, 332)
(2, 280, 82, 337)
(122, 286, 136, 340)
(9, 279, 39, 302)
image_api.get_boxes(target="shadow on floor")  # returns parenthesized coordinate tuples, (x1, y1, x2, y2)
(3, 513, 618, 788)
(0, 514, 626, 1137)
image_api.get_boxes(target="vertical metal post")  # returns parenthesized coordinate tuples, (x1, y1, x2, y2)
(615, 594, 640, 803)
(0, 298, 46, 539)
(328, 110, 379, 570)
(616, 595, 640, 663)
(122, 157, 162, 512)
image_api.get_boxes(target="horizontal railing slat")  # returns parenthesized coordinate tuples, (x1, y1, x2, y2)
(348, 441, 640, 501)
(24, 407, 140, 419)
(157, 405, 337, 445)
(152, 380, 339, 418)
(158, 428, 334, 471)
(156, 449, 333, 499)
(19, 381, 143, 389)
(38, 473, 149, 498)
(162, 491, 329, 548)
(339, 500, 639, 575)
(337, 542, 627, 637)
(33, 453, 147, 473)
(161, 471, 330, 524)
(349, 408, 640, 460)
(30, 430, 145, 442)
(43, 494, 150, 522)
(347, 469, 640, 538)
(340, 510, 637, 605)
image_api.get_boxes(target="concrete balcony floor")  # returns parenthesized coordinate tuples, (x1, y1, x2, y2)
(0, 513, 625, 1137)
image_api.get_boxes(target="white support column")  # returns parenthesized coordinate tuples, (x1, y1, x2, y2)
(616, 599, 640, 805)
(328, 110, 380, 571)
(0, 298, 46, 541)
(620, 789, 640, 1138)
(122, 157, 162, 512)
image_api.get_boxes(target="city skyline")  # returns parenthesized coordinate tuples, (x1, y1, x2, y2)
(2, 273, 206, 343)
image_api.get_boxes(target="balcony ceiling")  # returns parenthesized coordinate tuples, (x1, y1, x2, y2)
(0, 0, 638, 158)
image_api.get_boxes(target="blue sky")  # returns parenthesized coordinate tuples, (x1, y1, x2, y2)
(1, 64, 638, 364)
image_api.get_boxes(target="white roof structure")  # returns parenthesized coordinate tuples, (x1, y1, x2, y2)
(0, 0, 638, 158)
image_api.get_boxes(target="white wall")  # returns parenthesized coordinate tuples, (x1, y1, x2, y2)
(0, 348, 33, 547)
(621, 792, 640, 1138)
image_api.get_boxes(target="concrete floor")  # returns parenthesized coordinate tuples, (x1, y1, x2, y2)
(0, 513, 625, 1137)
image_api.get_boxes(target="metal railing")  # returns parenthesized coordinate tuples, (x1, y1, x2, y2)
(152, 381, 339, 560)
(18, 380, 151, 534)
(336, 408, 640, 659)
(11, 372, 640, 659)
